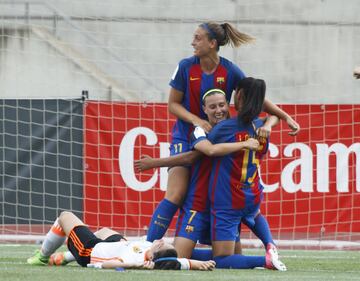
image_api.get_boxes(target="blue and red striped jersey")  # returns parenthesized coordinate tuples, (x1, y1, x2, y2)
(207, 117, 269, 210)
(182, 156, 211, 212)
(180, 127, 212, 212)
(169, 56, 245, 142)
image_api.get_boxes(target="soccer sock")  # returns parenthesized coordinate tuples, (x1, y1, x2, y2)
(244, 214, 275, 248)
(64, 251, 75, 263)
(191, 248, 213, 261)
(146, 198, 179, 242)
(41, 218, 66, 257)
(214, 254, 265, 269)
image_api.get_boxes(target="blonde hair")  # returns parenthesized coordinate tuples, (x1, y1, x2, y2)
(200, 22, 254, 50)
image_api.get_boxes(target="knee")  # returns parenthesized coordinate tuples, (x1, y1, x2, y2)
(58, 211, 73, 224)
(165, 193, 184, 206)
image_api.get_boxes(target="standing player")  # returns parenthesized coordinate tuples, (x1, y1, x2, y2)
(146, 21, 300, 242)
(26, 211, 215, 270)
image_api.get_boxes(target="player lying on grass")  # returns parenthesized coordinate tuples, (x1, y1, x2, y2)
(27, 211, 215, 270)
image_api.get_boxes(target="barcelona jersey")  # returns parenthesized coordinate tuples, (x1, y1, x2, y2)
(169, 56, 245, 145)
(207, 117, 269, 210)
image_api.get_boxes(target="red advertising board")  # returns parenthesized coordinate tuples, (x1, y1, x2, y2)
(84, 102, 360, 237)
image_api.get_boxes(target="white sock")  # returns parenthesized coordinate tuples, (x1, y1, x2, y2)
(64, 251, 75, 263)
(41, 218, 66, 257)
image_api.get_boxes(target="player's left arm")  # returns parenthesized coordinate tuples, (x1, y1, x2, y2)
(257, 115, 280, 138)
(99, 260, 153, 269)
(262, 99, 300, 136)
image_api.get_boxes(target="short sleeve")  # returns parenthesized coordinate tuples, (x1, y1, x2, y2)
(169, 61, 186, 92)
(190, 126, 208, 149)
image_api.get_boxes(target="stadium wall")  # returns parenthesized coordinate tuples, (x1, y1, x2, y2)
(0, 0, 359, 102)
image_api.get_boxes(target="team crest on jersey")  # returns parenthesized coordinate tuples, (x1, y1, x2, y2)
(132, 246, 142, 253)
(185, 225, 194, 233)
(216, 77, 225, 85)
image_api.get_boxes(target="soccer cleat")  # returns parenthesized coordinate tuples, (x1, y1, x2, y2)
(27, 250, 49, 266)
(265, 244, 287, 271)
(49, 252, 69, 266)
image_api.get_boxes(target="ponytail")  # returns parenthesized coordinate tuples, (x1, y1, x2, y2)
(200, 21, 255, 51)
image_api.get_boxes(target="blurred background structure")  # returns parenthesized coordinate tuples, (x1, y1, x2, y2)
(0, 0, 359, 102)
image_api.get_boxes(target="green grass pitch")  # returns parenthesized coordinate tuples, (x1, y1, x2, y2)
(1, 244, 359, 281)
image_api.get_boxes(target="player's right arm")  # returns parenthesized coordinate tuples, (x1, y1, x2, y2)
(194, 137, 259, 157)
(168, 87, 212, 133)
(134, 151, 202, 171)
(177, 258, 216, 271)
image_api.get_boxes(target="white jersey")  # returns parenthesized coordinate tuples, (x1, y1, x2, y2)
(90, 240, 151, 265)
(89, 239, 190, 269)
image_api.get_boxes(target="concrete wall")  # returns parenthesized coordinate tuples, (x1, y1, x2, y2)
(0, 0, 359, 102)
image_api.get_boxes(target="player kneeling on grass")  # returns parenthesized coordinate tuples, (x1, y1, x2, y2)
(27, 211, 215, 270)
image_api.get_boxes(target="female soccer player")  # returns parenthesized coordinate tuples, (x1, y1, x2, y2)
(27, 211, 215, 270)
(136, 88, 284, 270)
(146, 21, 300, 242)
(190, 77, 286, 270)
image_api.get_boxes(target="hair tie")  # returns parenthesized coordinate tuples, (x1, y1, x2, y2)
(202, 88, 226, 101)
(153, 257, 178, 263)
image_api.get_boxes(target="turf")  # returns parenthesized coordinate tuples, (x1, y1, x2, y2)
(1, 244, 359, 281)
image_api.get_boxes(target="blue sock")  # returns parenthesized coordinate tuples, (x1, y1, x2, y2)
(244, 214, 275, 248)
(191, 248, 213, 261)
(146, 199, 178, 242)
(214, 254, 265, 269)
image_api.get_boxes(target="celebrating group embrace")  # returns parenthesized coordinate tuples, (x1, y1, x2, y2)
(28, 21, 300, 271)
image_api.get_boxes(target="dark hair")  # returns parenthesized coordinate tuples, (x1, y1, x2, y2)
(153, 248, 181, 270)
(236, 77, 266, 125)
(200, 22, 254, 51)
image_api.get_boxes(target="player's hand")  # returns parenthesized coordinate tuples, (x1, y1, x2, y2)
(244, 138, 260, 150)
(354, 66, 360, 79)
(142, 261, 155, 270)
(190, 260, 216, 271)
(257, 124, 272, 138)
(286, 117, 300, 136)
(193, 118, 212, 133)
(134, 155, 155, 171)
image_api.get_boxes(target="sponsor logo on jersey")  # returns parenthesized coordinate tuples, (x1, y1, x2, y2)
(132, 246, 142, 253)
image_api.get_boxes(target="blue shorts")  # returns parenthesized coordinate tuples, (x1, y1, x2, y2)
(211, 204, 260, 241)
(175, 208, 210, 244)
